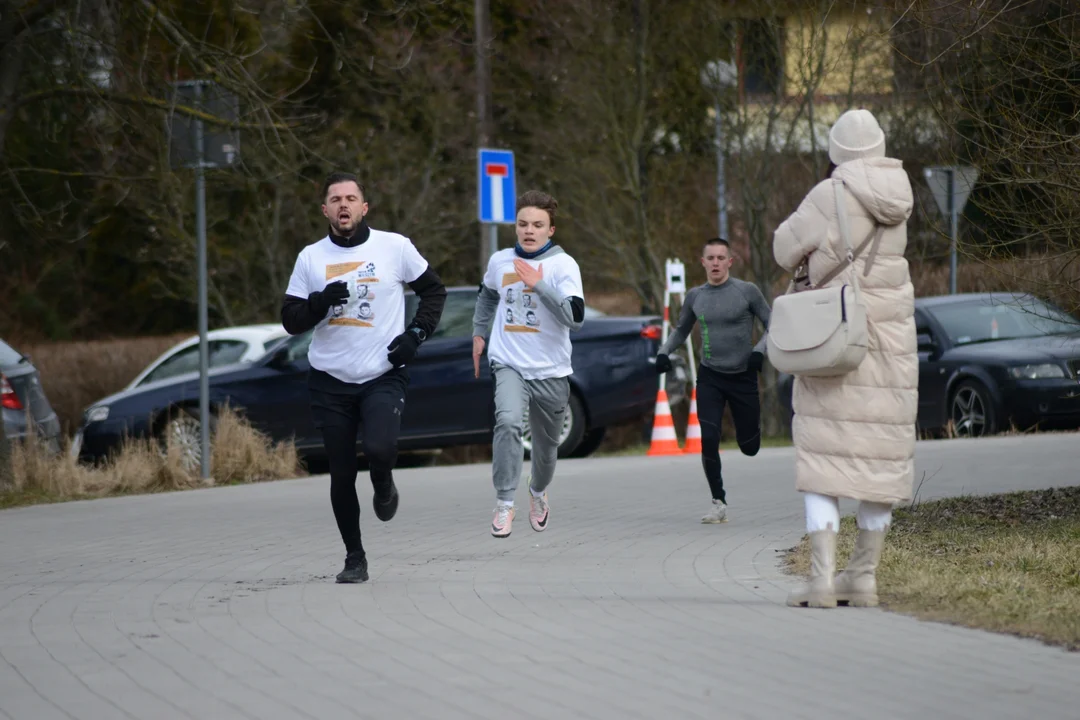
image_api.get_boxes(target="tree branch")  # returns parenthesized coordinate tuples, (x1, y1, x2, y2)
(4, 87, 313, 129)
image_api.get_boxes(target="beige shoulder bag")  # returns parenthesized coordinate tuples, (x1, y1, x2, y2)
(766, 178, 884, 377)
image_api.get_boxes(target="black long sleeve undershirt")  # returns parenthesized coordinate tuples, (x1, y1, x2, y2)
(281, 293, 325, 336)
(405, 266, 446, 337)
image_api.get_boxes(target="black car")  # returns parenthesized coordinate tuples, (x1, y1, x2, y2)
(778, 292, 1080, 437)
(1, 337, 63, 453)
(73, 287, 675, 466)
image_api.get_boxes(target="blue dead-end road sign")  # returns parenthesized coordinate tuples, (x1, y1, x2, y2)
(478, 148, 516, 224)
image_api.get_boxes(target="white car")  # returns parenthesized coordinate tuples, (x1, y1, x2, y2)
(126, 324, 289, 390)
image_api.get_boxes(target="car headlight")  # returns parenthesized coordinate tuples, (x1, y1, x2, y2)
(85, 406, 110, 423)
(1008, 363, 1066, 380)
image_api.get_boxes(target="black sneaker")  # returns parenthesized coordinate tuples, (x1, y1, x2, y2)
(373, 482, 400, 522)
(335, 551, 368, 583)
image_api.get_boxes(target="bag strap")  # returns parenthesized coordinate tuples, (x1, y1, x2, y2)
(861, 225, 885, 277)
(815, 178, 884, 289)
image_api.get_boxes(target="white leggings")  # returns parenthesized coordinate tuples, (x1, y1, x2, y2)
(804, 492, 892, 533)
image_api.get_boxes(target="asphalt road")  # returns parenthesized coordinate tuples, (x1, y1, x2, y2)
(1, 433, 1078, 719)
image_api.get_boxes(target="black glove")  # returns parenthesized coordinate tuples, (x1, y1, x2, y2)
(654, 353, 673, 374)
(387, 328, 422, 367)
(310, 281, 350, 317)
(748, 350, 764, 373)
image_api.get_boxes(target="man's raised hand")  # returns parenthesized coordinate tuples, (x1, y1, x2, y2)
(512, 259, 543, 290)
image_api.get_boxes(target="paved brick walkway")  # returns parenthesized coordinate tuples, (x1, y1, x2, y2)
(1, 433, 1078, 719)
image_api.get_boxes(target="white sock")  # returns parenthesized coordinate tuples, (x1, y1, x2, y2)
(529, 486, 545, 498)
(804, 492, 840, 533)
(856, 501, 892, 531)
(497, 499, 513, 508)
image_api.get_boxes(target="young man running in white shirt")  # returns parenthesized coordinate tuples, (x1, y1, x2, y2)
(472, 190, 585, 537)
(281, 172, 446, 583)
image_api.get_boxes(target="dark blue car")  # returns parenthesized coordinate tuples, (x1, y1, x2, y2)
(778, 292, 1080, 437)
(73, 287, 671, 467)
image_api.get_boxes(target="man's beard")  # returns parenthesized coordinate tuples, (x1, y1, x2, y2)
(331, 215, 357, 236)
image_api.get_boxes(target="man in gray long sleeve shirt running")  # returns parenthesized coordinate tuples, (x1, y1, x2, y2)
(655, 237, 771, 523)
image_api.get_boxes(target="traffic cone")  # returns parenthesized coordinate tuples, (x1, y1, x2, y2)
(646, 389, 682, 456)
(682, 388, 702, 454)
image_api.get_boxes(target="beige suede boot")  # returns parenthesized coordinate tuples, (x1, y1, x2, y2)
(835, 529, 886, 607)
(786, 529, 838, 608)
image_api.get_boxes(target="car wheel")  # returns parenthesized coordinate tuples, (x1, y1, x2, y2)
(950, 380, 997, 438)
(522, 392, 587, 459)
(158, 406, 216, 474)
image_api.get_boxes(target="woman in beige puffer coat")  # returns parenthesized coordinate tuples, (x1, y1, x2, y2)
(772, 109, 917, 609)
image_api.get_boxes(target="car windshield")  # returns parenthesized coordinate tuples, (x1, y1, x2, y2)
(928, 296, 1080, 346)
(0, 339, 26, 366)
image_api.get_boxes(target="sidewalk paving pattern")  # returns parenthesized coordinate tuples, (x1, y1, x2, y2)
(2, 433, 1079, 719)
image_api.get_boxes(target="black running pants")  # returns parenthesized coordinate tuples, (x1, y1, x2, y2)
(309, 369, 408, 555)
(696, 365, 761, 503)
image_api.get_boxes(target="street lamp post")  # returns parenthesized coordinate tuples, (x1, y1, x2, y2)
(701, 60, 737, 241)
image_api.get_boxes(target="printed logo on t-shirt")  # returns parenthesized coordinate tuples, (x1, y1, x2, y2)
(327, 262, 380, 328)
(500, 271, 540, 333)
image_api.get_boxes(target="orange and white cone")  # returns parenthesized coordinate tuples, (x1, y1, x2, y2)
(646, 389, 682, 456)
(682, 388, 702, 454)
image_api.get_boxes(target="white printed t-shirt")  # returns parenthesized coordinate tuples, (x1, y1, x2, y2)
(482, 248, 584, 380)
(285, 229, 429, 386)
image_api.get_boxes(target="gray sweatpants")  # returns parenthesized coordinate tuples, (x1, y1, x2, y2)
(492, 362, 571, 502)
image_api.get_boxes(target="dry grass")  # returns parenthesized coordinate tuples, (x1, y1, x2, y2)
(18, 333, 190, 434)
(211, 406, 302, 484)
(1, 406, 303, 509)
(783, 486, 1080, 651)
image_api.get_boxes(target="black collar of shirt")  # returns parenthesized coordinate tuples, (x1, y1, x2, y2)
(328, 218, 371, 248)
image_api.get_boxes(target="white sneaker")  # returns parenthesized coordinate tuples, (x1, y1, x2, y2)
(701, 499, 728, 524)
(491, 504, 515, 537)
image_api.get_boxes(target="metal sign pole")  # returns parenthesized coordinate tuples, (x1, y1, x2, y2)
(193, 83, 211, 481)
(924, 164, 978, 297)
(714, 99, 727, 241)
(948, 168, 958, 295)
(167, 79, 239, 482)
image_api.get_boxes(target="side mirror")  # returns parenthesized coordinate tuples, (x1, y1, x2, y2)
(917, 332, 936, 353)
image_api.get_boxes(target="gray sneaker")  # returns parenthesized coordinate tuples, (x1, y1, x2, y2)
(701, 499, 728, 524)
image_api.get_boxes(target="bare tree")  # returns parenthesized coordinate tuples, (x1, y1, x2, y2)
(896, 0, 1080, 315)
(0, 0, 470, 338)
(714, 2, 905, 436)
